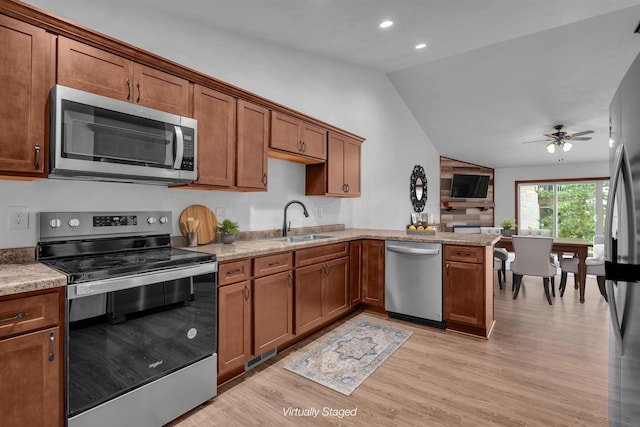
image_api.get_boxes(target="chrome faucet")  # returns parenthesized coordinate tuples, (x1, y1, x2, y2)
(282, 200, 309, 236)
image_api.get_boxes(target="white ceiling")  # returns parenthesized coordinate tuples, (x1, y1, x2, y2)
(28, 0, 640, 168)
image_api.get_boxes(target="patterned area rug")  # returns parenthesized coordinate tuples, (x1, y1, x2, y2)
(283, 320, 412, 395)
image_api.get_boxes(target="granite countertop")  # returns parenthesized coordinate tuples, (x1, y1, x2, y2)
(186, 229, 501, 262)
(0, 229, 499, 297)
(0, 262, 67, 297)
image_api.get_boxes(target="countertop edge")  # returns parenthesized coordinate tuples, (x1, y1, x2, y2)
(0, 229, 500, 297)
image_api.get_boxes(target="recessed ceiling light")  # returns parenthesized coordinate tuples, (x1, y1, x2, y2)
(415, 43, 427, 50)
(379, 20, 393, 29)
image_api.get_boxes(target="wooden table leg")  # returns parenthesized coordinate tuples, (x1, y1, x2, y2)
(576, 247, 588, 303)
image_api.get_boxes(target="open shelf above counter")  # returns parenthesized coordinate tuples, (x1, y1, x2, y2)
(441, 201, 495, 211)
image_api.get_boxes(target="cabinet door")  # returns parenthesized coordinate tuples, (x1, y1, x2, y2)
(443, 260, 484, 327)
(132, 63, 190, 116)
(349, 241, 363, 306)
(270, 111, 301, 153)
(57, 36, 132, 101)
(343, 138, 361, 196)
(218, 281, 251, 376)
(193, 85, 236, 186)
(324, 257, 349, 320)
(326, 134, 345, 195)
(0, 327, 61, 427)
(295, 264, 325, 335)
(237, 100, 269, 190)
(0, 15, 47, 175)
(253, 271, 294, 355)
(300, 122, 327, 160)
(362, 240, 385, 307)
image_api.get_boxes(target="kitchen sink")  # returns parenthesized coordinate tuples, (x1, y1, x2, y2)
(263, 234, 334, 243)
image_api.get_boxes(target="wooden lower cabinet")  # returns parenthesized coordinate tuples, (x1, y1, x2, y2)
(217, 280, 251, 378)
(443, 244, 494, 338)
(362, 239, 385, 308)
(294, 255, 349, 336)
(0, 289, 63, 427)
(253, 271, 294, 355)
(294, 263, 325, 335)
(349, 240, 363, 306)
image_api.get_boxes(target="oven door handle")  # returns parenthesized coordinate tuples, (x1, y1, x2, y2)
(67, 262, 217, 299)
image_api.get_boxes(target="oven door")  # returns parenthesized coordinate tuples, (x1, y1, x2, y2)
(66, 263, 216, 427)
(50, 85, 196, 184)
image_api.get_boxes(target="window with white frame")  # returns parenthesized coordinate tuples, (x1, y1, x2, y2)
(516, 179, 609, 242)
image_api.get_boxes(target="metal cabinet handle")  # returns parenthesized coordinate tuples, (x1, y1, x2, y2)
(136, 82, 141, 103)
(302, 141, 307, 153)
(298, 140, 303, 152)
(446, 263, 450, 276)
(346, 183, 350, 193)
(126, 79, 131, 101)
(33, 145, 40, 170)
(244, 283, 250, 301)
(263, 173, 268, 186)
(268, 261, 281, 267)
(48, 331, 55, 362)
(227, 266, 244, 275)
(288, 271, 293, 288)
(0, 311, 27, 323)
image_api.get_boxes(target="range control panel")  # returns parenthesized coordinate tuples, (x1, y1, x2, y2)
(38, 211, 172, 241)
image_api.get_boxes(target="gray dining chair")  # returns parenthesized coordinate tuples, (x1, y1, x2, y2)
(510, 236, 557, 305)
(559, 235, 607, 301)
(481, 227, 508, 289)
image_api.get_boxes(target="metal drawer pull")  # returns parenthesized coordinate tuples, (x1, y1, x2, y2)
(226, 266, 244, 275)
(48, 331, 55, 362)
(136, 82, 141, 103)
(0, 311, 27, 323)
(34, 145, 40, 170)
(244, 283, 250, 301)
(267, 261, 281, 267)
(126, 79, 131, 100)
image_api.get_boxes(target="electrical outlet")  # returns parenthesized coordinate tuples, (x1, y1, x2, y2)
(9, 206, 29, 230)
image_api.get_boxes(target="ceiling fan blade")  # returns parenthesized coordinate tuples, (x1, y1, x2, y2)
(568, 137, 592, 141)
(522, 139, 553, 144)
(566, 130, 594, 138)
(543, 133, 557, 139)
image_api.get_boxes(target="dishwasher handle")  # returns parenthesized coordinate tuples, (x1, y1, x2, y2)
(386, 245, 440, 256)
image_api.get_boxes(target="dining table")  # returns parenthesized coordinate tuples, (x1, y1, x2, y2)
(495, 236, 593, 303)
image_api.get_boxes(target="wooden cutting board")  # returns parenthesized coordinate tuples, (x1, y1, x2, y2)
(178, 205, 217, 245)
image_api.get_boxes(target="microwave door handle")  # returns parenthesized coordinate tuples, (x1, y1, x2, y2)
(173, 126, 185, 170)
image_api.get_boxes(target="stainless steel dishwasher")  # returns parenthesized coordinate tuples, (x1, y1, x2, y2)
(385, 240, 444, 328)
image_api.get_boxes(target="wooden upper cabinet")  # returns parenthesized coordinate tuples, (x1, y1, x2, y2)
(237, 100, 269, 190)
(57, 37, 190, 116)
(270, 111, 326, 162)
(306, 131, 362, 197)
(192, 85, 236, 186)
(0, 15, 48, 176)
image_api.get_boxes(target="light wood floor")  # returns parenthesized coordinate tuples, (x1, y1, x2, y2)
(169, 275, 609, 426)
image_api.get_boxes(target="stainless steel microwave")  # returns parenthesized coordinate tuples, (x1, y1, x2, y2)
(50, 85, 197, 185)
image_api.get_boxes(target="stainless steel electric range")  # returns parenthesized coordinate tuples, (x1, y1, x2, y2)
(36, 211, 217, 427)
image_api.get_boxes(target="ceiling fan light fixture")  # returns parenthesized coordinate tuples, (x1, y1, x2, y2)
(546, 142, 556, 153)
(562, 141, 572, 152)
(379, 20, 393, 29)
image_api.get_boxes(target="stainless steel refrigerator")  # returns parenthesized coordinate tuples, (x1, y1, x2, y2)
(607, 51, 640, 427)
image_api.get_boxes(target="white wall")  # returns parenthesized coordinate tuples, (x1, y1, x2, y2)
(494, 161, 609, 226)
(1, 1, 439, 249)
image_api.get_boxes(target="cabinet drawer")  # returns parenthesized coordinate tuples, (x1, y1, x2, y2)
(444, 245, 484, 264)
(295, 242, 349, 268)
(254, 252, 293, 278)
(0, 292, 60, 338)
(218, 259, 252, 286)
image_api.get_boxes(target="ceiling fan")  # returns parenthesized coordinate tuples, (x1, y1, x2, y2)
(523, 124, 594, 153)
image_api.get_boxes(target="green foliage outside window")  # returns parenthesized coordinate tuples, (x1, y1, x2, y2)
(536, 183, 597, 241)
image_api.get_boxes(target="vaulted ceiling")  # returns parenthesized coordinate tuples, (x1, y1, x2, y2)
(27, 0, 640, 167)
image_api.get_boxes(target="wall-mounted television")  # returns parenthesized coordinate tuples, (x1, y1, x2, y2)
(450, 173, 490, 199)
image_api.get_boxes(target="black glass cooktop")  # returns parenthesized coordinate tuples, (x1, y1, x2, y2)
(43, 247, 216, 284)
